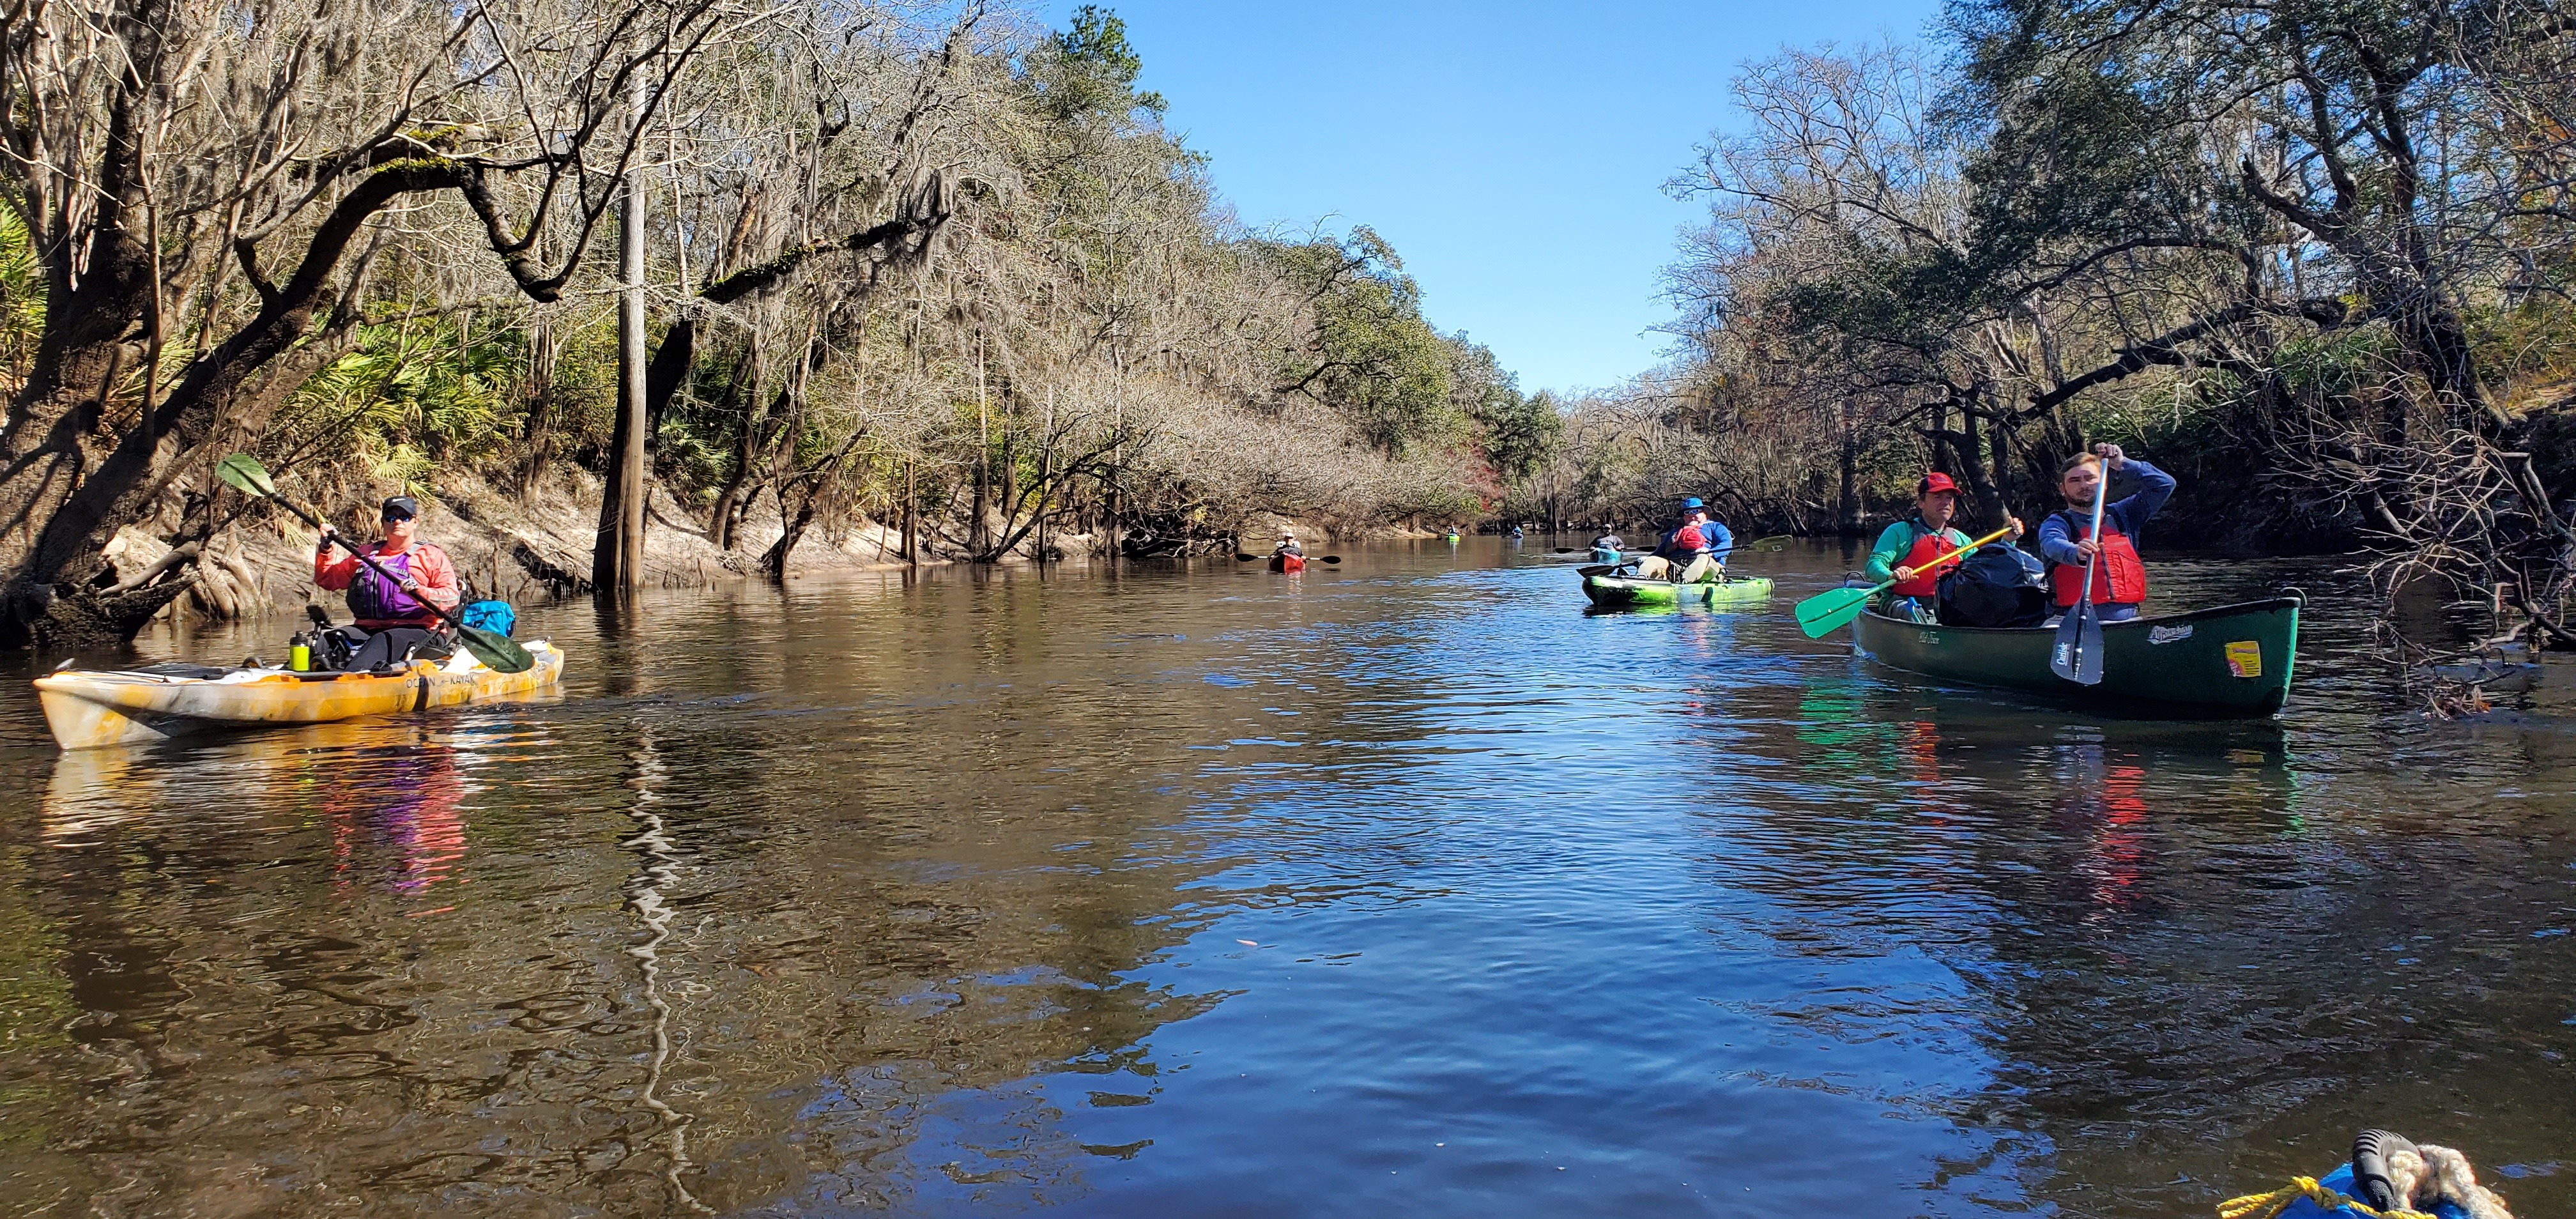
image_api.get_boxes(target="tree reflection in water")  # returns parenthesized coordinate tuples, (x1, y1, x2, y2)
(620, 724, 710, 1211)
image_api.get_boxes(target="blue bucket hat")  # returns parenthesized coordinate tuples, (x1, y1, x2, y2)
(1680, 496, 1705, 510)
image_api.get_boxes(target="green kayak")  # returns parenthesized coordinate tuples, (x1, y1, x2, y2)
(1848, 595, 2301, 717)
(1579, 565, 1775, 608)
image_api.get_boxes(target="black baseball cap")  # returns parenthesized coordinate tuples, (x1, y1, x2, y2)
(381, 496, 420, 521)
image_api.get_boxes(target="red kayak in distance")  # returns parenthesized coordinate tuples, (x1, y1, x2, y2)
(1269, 553, 1306, 574)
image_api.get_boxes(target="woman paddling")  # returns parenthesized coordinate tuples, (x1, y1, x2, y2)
(315, 495, 461, 670)
(1866, 472, 2022, 622)
(2037, 443, 2175, 623)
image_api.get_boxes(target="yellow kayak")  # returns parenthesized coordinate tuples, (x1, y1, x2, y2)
(33, 643, 565, 750)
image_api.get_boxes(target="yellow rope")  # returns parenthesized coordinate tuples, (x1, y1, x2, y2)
(2215, 1176, 2440, 1219)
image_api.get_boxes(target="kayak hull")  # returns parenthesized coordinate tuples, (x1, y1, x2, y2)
(1269, 553, 1305, 574)
(33, 643, 565, 749)
(1581, 572, 1774, 608)
(1849, 597, 2299, 717)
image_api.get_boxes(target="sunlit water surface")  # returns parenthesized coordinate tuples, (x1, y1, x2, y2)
(2, 539, 2570, 1217)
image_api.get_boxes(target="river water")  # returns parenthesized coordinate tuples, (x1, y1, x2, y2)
(1, 539, 2570, 1218)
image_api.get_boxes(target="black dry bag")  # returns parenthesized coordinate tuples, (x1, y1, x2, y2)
(1938, 545, 2051, 628)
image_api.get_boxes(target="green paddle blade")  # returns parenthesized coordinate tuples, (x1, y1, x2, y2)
(213, 452, 279, 498)
(456, 625, 536, 675)
(1793, 585, 1878, 638)
(1744, 534, 1793, 553)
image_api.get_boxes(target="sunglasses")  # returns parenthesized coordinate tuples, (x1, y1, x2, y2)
(382, 512, 415, 523)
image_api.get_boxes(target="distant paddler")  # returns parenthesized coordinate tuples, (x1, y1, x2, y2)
(1636, 497, 1732, 582)
(1589, 530, 1625, 564)
(2039, 443, 2174, 623)
(1272, 530, 1304, 560)
(315, 494, 461, 670)
(1866, 471, 2023, 622)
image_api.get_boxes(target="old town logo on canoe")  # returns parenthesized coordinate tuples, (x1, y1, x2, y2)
(2224, 640, 2263, 678)
(2148, 624, 2194, 645)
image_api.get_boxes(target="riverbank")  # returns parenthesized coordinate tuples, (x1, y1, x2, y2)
(134, 468, 1416, 632)
(115, 466, 905, 628)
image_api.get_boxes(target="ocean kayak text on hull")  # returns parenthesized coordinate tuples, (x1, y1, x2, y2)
(1848, 595, 2299, 717)
(34, 643, 566, 749)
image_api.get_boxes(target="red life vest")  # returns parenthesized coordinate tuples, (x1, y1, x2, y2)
(2048, 512, 2147, 606)
(1890, 521, 1965, 598)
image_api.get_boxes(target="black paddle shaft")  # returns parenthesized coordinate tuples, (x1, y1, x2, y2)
(269, 494, 475, 636)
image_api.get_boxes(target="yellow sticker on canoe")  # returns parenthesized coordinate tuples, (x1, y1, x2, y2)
(2224, 640, 2263, 678)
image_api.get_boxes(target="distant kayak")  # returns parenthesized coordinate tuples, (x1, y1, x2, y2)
(1269, 553, 1306, 574)
(1849, 595, 2299, 717)
(34, 644, 566, 749)
(1579, 567, 1774, 608)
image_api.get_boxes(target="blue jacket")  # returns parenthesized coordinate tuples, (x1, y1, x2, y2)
(1698, 519, 1733, 564)
(1661, 518, 1733, 562)
(2039, 458, 2175, 567)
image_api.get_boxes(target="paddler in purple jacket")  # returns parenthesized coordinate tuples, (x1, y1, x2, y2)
(314, 494, 461, 670)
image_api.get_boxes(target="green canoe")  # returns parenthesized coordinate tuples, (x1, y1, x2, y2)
(1848, 595, 2301, 717)
(1579, 565, 1775, 608)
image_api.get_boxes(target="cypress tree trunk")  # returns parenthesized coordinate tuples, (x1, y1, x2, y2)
(593, 79, 650, 597)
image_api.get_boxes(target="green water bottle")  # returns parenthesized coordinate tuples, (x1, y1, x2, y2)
(289, 632, 310, 673)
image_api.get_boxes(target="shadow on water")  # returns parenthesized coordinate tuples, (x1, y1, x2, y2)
(0, 539, 2569, 1217)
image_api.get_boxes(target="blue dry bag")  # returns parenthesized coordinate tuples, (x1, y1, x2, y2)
(458, 600, 516, 637)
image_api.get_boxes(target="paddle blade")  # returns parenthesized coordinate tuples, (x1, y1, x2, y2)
(1319, 555, 1340, 564)
(2049, 602, 2106, 685)
(2073, 615, 2105, 684)
(1793, 586, 1875, 638)
(456, 625, 535, 674)
(213, 453, 278, 498)
(1745, 534, 1793, 553)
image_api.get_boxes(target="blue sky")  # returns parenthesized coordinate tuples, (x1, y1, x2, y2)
(1040, 0, 1945, 395)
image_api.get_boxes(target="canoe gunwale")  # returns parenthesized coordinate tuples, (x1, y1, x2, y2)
(1849, 595, 2301, 719)
(1855, 594, 2303, 638)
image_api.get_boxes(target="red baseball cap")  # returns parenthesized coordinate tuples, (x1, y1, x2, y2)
(1918, 471, 1959, 496)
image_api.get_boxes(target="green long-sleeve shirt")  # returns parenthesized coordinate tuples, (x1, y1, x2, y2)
(1865, 518, 1973, 583)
